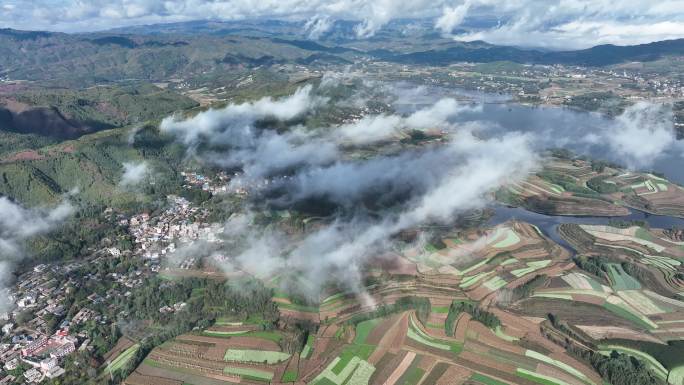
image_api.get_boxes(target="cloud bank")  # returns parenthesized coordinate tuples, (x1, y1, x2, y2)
(158, 79, 682, 301)
(160, 81, 539, 300)
(215, 129, 537, 299)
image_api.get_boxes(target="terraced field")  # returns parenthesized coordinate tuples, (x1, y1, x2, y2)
(501, 157, 684, 218)
(127, 217, 684, 385)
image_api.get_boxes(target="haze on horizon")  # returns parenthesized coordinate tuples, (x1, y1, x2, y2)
(2, 0, 684, 49)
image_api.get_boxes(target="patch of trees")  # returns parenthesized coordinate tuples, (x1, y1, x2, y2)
(544, 314, 665, 385)
(524, 196, 558, 214)
(118, 277, 279, 326)
(550, 149, 574, 159)
(621, 261, 648, 283)
(573, 255, 609, 278)
(602, 339, 684, 373)
(537, 170, 597, 195)
(608, 219, 648, 229)
(563, 91, 625, 116)
(445, 300, 500, 336)
(494, 187, 523, 206)
(25, 203, 134, 265)
(513, 274, 548, 299)
(592, 352, 665, 385)
(103, 277, 279, 383)
(587, 175, 619, 193)
(345, 296, 431, 326)
(279, 327, 308, 355)
(179, 187, 212, 205)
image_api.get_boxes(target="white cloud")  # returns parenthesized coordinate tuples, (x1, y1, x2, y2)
(337, 114, 404, 144)
(216, 128, 537, 298)
(456, 19, 684, 50)
(582, 102, 677, 168)
(0, 198, 73, 313)
(119, 161, 151, 187)
(337, 98, 479, 145)
(446, 0, 684, 49)
(404, 98, 479, 129)
(158, 83, 538, 299)
(305, 15, 333, 39)
(160, 85, 322, 146)
(435, 1, 471, 34)
(161, 84, 337, 185)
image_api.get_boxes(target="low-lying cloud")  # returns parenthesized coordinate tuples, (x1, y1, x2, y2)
(0, 198, 73, 313)
(160, 82, 538, 300)
(219, 129, 537, 299)
(337, 98, 481, 145)
(119, 161, 152, 187)
(582, 102, 678, 168)
(157, 79, 684, 302)
(160, 85, 322, 147)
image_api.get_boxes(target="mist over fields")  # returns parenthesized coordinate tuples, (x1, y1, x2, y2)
(157, 77, 680, 299)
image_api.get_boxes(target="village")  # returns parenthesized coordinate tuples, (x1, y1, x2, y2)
(0, 171, 231, 384)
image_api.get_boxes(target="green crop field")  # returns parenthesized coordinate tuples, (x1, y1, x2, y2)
(224, 349, 290, 364)
(606, 263, 641, 290)
(408, 316, 462, 353)
(201, 330, 248, 337)
(105, 344, 140, 374)
(603, 302, 656, 330)
(353, 318, 381, 345)
(300, 334, 315, 359)
(401, 367, 425, 385)
(281, 370, 298, 382)
(223, 366, 274, 382)
(332, 345, 375, 374)
(525, 350, 590, 383)
(248, 330, 283, 342)
(470, 373, 508, 385)
(432, 306, 450, 314)
(312, 355, 376, 385)
(516, 368, 569, 385)
(511, 260, 552, 278)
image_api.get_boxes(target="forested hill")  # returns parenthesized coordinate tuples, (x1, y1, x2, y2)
(1, 25, 684, 84)
(384, 38, 684, 67)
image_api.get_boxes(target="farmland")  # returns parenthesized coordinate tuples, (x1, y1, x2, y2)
(5, 10, 684, 385)
(501, 157, 684, 218)
(126, 215, 684, 385)
(105, 344, 141, 375)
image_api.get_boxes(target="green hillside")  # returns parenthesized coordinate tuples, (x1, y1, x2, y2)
(0, 125, 185, 207)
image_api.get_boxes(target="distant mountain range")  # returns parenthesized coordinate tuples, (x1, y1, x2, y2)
(385, 38, 684, 67)
(1, 20, 683, 84)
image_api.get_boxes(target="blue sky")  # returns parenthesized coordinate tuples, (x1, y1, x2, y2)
(1, 0, 684, 49)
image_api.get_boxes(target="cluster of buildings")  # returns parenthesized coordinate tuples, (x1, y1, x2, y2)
(0, 194, 228, 381)
(1, 331, 77, 382)
(181, 170, 231, 194)
(0, 251, 153, 382)
(158, 302, 187, 314)
(124, 195, 225, 273)
(0, 179, 242, 382)
(363, 62, 684, 107)
(0, 262, 102, 383)
(125, 196, 222, 261)
(2, 263, 79, 333)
